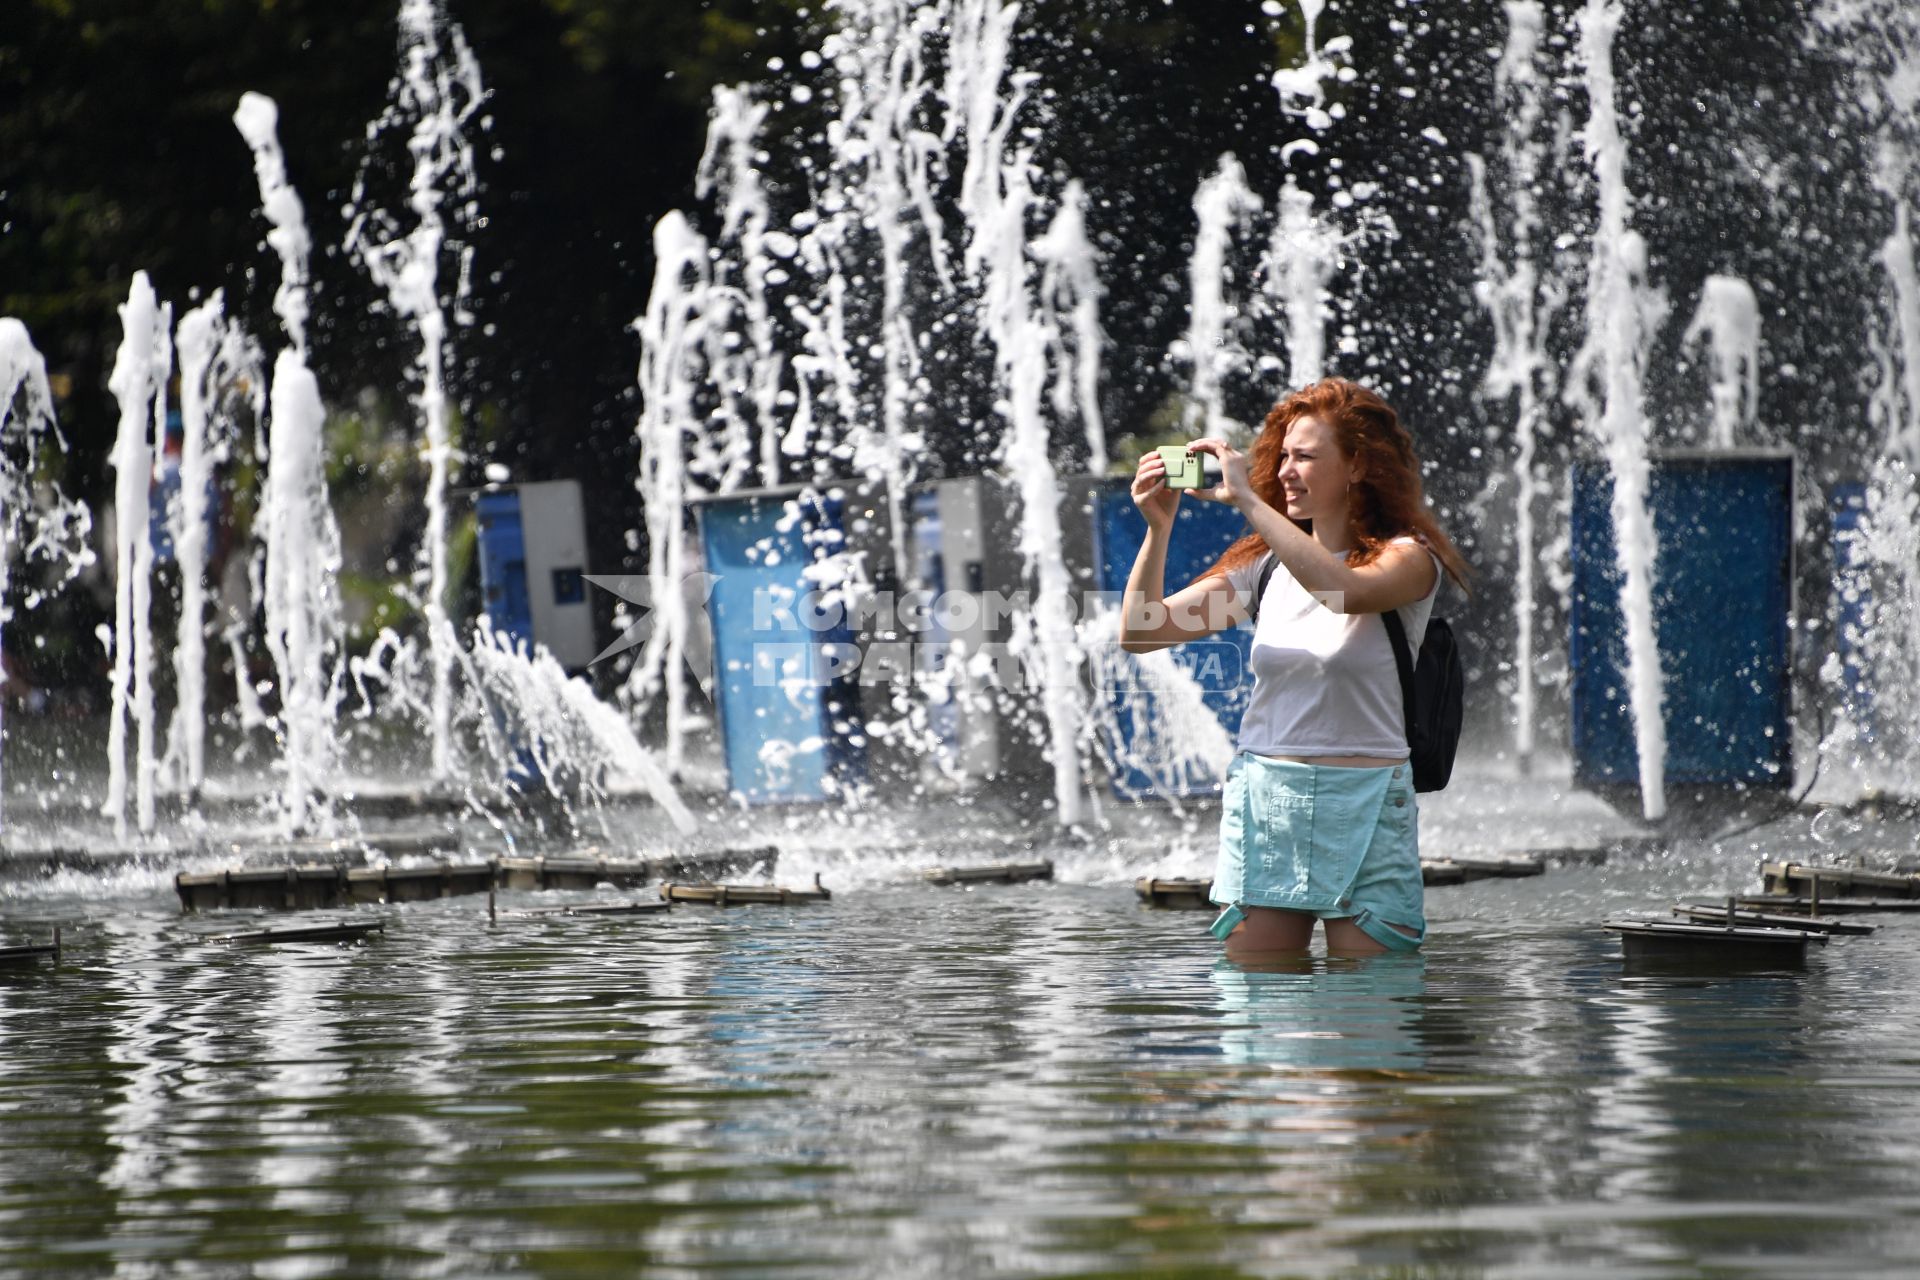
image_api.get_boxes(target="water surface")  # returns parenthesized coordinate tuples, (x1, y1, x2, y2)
(6, 846, 1920, 1278)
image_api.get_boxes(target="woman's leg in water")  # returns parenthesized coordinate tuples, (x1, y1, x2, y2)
(1225, 906, 1316, 958)
(1323, 917, 1392, 956)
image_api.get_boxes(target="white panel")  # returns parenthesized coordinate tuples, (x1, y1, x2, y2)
(515, 480, 596, 669)
(934, 478, 1003, 779)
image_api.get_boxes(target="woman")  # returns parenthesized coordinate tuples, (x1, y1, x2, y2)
(1118, 377, 1469, 957)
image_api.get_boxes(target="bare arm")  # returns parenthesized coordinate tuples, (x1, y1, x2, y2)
(1117, 450, 1248, 654)
(1119, 554, 1242, 654)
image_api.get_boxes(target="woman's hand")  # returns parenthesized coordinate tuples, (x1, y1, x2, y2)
(1188, 438, 1256, 510)
(1131, 450, 1180, 532)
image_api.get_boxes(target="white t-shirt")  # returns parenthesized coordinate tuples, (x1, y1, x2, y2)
(1222, 536, 1442, 759)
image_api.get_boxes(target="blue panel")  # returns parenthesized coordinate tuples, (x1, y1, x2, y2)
(149, 410, 187, 563)
(1092, 482, 1253, 798)
(1830, 482, 1873, 737)
(1570, 454, 1793, 790)
(475, 490, 532, 645)
(700, 491, 865, 804)
(149, 462, 180, 563)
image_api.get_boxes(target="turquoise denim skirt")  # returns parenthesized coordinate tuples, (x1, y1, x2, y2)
(1211, 753, 1426, 952)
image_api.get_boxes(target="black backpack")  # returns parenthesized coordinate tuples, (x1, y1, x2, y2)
(1250, 554, 1463, 793)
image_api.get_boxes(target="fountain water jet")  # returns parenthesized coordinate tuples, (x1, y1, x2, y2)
(696, 85, 785, 490)
(1178, 9, 1362, 438)
(937, 0, 1106, 823)
(1877, 206, 1920, 467)
(970, 142, 1090, 827)
(1569, 0, 1669, 821)
(1263, 181, 1344, 389)
(631, 213, 712, 776)
(1034, 181, 1107, 475)
(235, 91, 348, 834)
(103, 273, 172, 837)
(344, 0, 487, 785)
(1270, 0, 1349, 140)
(1468, 0, 1561, 768)
(1813, 0, 1920, 468)
(10, 0, 1920, 871)
(1682, 275, 1761, 449)
(838, 0, 939, 580)
(1182, 155, 1263, 442)
(163, 293, 261, 797)
(1834, 458, 1920, 780)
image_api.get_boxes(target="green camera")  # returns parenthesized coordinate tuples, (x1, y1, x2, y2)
(1158, 444, 1203, 490)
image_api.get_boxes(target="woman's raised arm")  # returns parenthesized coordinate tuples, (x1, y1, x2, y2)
(1118, 570, 1242, 654)
(1117, 448, 1247, 653)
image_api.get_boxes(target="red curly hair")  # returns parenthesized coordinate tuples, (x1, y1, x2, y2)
(1205, 377, 1470, 590)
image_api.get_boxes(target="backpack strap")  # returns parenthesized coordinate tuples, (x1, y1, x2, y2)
(1247, 552, 1278, 624)
(1380, 607, 1416, 746)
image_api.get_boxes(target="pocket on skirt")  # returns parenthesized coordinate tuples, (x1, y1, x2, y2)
(1246, 761, 1317, 899)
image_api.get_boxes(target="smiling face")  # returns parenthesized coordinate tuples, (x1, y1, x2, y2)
(1276, 415, 1358, 525)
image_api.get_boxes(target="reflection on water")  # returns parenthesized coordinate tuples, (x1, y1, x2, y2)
(6, 881, 1920, 1276)
(1212, 953, 1429, 1075)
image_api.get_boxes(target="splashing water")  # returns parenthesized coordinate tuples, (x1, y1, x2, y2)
(232, 95, 311, 359)
(1875, 206, 1920, 467)
(1270, 0, 1352, 146)
(0, 324, 76, 598)
(838, 0, 943, 578)
(259, 354, 346, 834)
(630, 0, 1111, 823)
(948, 0, 1106, 824)
(33, 0, 1920, 859)
(1831, 456, 1920, 786)
(1180, 10, 1369, 434)
(0, 319, 92, 841)
(462, 623, 694, 838)
(1816, 1, 1920, 464)
(1818, 0, 1920, 781)
(1081, 616, 1234, 802)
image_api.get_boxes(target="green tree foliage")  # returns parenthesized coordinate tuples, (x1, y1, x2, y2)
(0, 0, 807, 687)
(0, 0, 806, 503)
